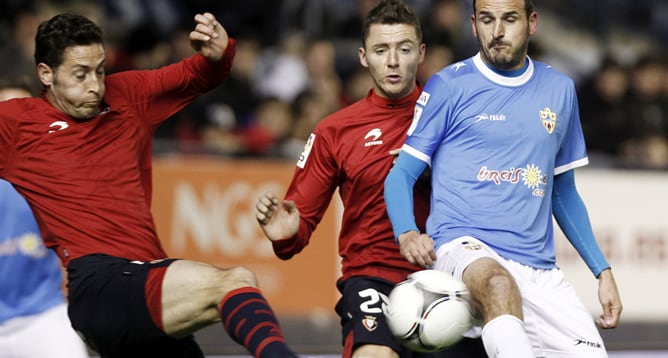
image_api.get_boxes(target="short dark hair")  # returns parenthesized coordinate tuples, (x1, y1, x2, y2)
(472, 0, 534, 18)
(34, 13, 103, 68)
(361, 0, 422, 46)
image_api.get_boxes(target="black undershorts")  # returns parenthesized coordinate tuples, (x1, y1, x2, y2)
(67, 254, 204, 358)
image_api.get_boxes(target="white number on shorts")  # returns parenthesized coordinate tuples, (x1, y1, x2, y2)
(358, 288, 390, 314)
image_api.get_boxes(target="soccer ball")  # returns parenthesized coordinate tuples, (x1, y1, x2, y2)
(384, 269, 473, 352)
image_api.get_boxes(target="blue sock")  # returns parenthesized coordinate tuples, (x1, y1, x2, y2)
(219, 287, 297, 358)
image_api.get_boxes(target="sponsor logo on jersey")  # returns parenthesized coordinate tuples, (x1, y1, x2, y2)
(477, 164, 547, 197)
(0, 233, 47, 258)
(297, 133, 316, 168)
(474, 113, 506, 123)
(539, 107, 557, 134)
(364, 128, 383, 147)
(48, 121, 69, 133)
(452, 62, 466, 71)
(362, 315, 378, 332)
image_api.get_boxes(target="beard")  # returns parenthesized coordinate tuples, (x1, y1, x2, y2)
(477, 37, 529, 71)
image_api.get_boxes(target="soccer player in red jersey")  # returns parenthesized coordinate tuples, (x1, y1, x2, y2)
(255, 1, 486, 357)
(0, 12, 296, 358)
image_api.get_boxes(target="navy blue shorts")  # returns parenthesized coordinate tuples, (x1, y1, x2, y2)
(335, 276, 486, 358)
(66, 254, 204, 358)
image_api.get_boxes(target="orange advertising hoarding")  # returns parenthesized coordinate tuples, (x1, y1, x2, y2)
(152, 156, 342, 316)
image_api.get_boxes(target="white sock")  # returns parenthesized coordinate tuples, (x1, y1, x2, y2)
(481, 314, 535, 358)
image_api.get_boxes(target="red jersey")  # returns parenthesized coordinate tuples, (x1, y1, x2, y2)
(0, 41, 236, 266)
(272, 86, 430, 284)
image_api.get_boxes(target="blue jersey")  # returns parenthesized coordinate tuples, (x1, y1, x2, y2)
(0, 179, 65, 323)
(404, 53, 588, 269)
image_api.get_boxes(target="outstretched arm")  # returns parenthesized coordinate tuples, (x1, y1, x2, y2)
(552, 169, 622, 328)
(189, 12, 229, 61)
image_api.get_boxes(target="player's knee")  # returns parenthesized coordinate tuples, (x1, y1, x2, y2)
(465, 259, 522, 317)
(465, 257, 511, 288)
(483, 271, 523, 318)
(220, 266, 258, 290)
(486, 272, 518, 297)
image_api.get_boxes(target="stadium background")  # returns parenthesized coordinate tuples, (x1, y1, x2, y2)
(152, 159, 668, 357)
(0, 0, 665, 356)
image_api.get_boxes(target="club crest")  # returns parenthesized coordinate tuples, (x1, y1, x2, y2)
(362, 315, 378, 331)
(539, 107, 557, 134)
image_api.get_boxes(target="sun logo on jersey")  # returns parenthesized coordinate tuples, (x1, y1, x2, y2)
(522, 164, 547, 197)
(17, 233, 47, 258)
(539, 107, 557, 134)
(522, 164, 542, 189)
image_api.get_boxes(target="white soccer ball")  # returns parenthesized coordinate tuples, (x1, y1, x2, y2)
(384, 269, 473, 352)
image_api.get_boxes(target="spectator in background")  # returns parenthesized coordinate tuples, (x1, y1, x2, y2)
(281, 89, 330, 159)
(184, 34, 265, 155)
(327, 0, 385, 78)
(0, 4, 43, 94)
(0, 75, 35, 101)
(417, 44, 454, 85)
(421, 0, 475, 61)
(255, 30, 309, 102)
(340, 67, 375, 106)
(578, 56, 632, 165)
(335, 0, 383, 39)
(103, 0, 183, 38)
(237, 96, 294, 157)
(115, 23, 172, 71)
(304, 37, 343, 117)
(621, 54, 668, 169)
(0, 75, 89, 358)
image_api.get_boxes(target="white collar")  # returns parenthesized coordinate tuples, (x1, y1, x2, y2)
(472, 52, 534, 87)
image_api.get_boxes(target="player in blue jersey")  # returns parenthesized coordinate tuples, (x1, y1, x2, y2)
(0, 77, 88, 358)
(0, 180, 89, 358)
(384, 0, 622, 357)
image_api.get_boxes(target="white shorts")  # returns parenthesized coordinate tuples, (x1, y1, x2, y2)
(0, 303, 89, 358)
(435, 236, 608, 357)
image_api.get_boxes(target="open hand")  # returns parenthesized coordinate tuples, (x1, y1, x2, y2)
(255, 192, 300, 242)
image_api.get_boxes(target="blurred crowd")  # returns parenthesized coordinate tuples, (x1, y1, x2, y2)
(0, 0, 666, 169)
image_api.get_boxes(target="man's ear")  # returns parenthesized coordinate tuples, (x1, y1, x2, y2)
(358, 47, 369, 69)
(37, 63, 53, 87)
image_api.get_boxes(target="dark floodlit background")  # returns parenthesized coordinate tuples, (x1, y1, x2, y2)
(1, 1, 665, 356)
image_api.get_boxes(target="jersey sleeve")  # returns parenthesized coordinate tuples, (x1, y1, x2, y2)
(403, 74, 452, 165)
(555, 81, 588, 174)
(108, 39, 236, 129)
(272, 130, 340, 259)
(0, 103, 18, 176)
